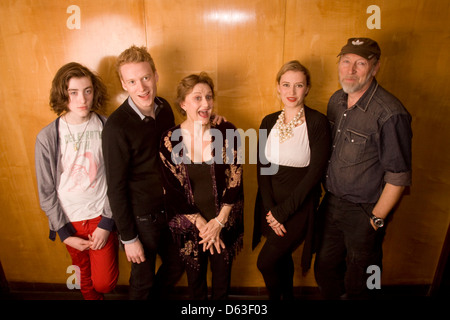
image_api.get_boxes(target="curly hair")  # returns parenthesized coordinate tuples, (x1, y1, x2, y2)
(175, 72, 215, 116)
(49, 62, 108, 116)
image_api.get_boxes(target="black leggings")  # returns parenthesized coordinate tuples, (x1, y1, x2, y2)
(256, 201, 311, 300)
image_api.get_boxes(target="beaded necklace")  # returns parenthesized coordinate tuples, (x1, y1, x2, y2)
(273, 108, 304, 143)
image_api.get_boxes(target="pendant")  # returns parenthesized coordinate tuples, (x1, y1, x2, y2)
(73, 142, 82, 151)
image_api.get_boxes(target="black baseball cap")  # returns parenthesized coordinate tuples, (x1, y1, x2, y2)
(338, 38, 381, 60)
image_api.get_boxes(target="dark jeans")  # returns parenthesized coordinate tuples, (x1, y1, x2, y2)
(314, 193, 386, 299)
(185, 246, 233, 300)
(129, 210, 184, 300)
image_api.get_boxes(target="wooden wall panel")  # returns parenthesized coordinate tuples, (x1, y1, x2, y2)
(0, 0, 449, 291)
(282, 0, 450, 286)
(143, 0, 287, 287)
(0, 0, 146, 284)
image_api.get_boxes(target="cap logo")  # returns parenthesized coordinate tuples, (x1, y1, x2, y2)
(352, 39, 364, 46)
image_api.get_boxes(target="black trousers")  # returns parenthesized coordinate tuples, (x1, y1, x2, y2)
(184, 246, 233, 300)
(314, 193, 386, 299)
(128, 210, 184, 300)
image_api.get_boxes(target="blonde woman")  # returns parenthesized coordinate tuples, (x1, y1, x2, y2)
(253, 61, 331, 300)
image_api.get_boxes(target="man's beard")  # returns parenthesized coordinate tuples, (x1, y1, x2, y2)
(339, 66, 375, 94)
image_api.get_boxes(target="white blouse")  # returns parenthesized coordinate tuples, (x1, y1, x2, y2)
(264, 122, 311, 168)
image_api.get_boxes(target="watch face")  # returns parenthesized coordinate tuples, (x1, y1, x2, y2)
(374, 218, 384, 228)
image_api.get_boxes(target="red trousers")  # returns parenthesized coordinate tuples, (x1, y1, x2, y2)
(65, 216, 119, 300)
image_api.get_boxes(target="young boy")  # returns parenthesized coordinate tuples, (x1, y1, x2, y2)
(35, 62, 119, 300)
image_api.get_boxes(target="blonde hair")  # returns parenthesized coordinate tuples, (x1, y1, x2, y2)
(116, 45, 156, 79)
(276, 60, 311, 88)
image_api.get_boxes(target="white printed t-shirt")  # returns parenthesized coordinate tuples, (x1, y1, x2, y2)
(57, 114, 107, 222)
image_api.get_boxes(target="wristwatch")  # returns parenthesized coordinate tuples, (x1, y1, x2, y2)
(371, 214, 384, 228)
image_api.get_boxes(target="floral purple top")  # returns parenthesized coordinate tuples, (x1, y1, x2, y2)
(159, 121, 244, 270)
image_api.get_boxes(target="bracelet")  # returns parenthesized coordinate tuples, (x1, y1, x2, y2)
(215, 217, 225, 227)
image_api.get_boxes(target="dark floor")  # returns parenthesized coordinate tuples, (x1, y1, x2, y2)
(1, 284, 447, 318)
(0, 282, 439, 300)
(1, 283, 285, 300)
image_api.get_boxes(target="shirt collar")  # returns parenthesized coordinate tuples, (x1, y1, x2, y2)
(127, 96, 161, 120)
(338, 78, 379, 112)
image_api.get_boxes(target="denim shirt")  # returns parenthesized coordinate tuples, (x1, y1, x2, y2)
(324, 79, 412, 204)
